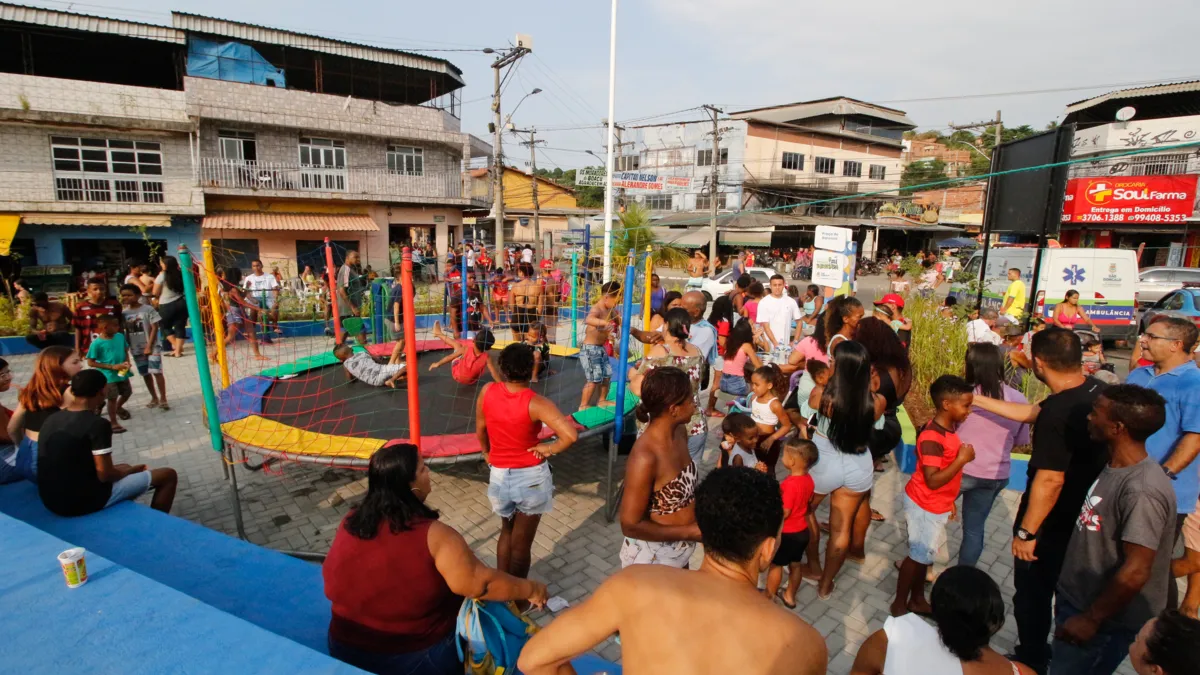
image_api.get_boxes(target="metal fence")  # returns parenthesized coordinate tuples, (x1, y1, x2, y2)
(196, 157, 466, 200)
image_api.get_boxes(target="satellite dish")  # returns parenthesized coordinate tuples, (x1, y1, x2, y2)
(1115, 106, 1137, 122)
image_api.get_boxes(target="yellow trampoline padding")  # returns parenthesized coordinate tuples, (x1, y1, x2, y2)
(222, 415, 385, 459)
(489, 340, 579, 357)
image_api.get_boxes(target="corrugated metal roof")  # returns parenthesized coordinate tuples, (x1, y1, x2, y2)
(171, 12, 464, 86)
(0, 2, 184, 44)
(202, 212, 379, 232)
(21, 213, 172, 227)
(1064, 80, 1200, 115)
(731, 97, 916, 131)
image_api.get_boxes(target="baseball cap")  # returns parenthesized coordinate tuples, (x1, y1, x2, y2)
(876, 293, 905, 309)
(540, 259, 554, 270)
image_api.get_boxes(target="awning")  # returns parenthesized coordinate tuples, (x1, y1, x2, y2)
(202, 212, 379, 232)
(720, 230, 772, 247)
(20, 214, 171, 227)
(653, 227, 711, 249)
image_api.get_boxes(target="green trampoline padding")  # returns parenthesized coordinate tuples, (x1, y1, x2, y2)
(572, 388, 638, 428)
(257, 345, 366, 378)
(898, 404, 916, 445)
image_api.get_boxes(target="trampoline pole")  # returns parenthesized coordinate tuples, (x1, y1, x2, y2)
(325, 238, 342, 344)
(606, 255, 636, 523)
(201, 241, 230, 389)
(371, 281, 383, 345)
(570, 250, 578, 348)
(179, 245, 247, 541)
(402, 248, 422, 451)
(642, 245, 652, 330)
(460, 248, 468, 336)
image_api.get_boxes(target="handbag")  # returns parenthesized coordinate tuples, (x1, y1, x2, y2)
(456, 599, 540, 675)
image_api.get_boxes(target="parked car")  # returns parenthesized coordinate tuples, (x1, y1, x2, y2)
(1137, 267, 1200, 307)
(694, 266, 776, 301)
(1139, 287, 1200, 333)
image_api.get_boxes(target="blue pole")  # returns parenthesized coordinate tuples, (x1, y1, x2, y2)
(460, 248, 469, 336)
(606, 259, 636, 519)
(583, 223, 593, 308)
(371, 281, 384, 344)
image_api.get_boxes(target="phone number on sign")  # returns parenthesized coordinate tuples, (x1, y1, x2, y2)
(1075, 213, 1188, 223)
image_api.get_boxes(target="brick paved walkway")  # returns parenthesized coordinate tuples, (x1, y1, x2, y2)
(1, 344, 1139, 674)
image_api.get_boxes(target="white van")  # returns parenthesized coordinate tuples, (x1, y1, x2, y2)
(950, 246, 1138, 341)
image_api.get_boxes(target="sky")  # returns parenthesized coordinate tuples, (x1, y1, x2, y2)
(27, 0, 1200, 171)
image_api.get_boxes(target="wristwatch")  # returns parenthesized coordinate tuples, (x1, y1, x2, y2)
(1164, 467, 1179, 481)
(1016, 527, 1038, 542)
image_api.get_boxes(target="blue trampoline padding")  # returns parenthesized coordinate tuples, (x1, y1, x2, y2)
(0, 481, 334, 655)
(0, 511, 360, 674)
(218, 376, 272, 424)
(571, 654, 622, 674)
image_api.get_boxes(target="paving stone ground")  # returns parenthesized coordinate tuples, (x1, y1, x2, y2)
(1, 336, 1139, 674)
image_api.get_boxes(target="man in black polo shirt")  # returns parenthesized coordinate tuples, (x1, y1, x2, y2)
(973, 327, 1109, 674)
(37, 370, 177, 516)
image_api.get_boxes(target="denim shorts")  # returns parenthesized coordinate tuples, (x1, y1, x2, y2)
(133, 353, 163, 376)
(578, 344, 612, 384)
(105, 470, 152, 508)
(809, 432, 874, 494)
(720, 374, 749, 397)
(903, 493, 949, 565)
(487, 463, 553, 519)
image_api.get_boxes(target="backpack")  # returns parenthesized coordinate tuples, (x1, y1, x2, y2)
(456, 599, 540, 675)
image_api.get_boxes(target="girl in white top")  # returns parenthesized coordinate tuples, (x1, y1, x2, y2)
(850, 565, 1031, 675)
(748, 364, 792, 473)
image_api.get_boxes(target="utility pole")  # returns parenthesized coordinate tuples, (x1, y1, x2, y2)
(994, 110, 1003, 149)
(601, 0, 618, 283)
(702, 104, 723, 276)
(514, 127, 546, 245)
(949, 110, 1004, 154)
(489, 45, 530, 257)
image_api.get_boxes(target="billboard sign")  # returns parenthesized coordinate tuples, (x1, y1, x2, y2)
(1061, 175, 1198, 224)
(814, 225, 852, 252)
(811, 250, 847, 287)
(574, 168, 672, 191)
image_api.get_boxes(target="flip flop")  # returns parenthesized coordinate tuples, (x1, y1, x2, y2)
(159, 403, 170, 411)
(776, 591, 797, 610)
(117, 409, 131, 421)
(111, 425, 127, 434)
(871, 509, 886, 522)
(145, 401, 160, 409)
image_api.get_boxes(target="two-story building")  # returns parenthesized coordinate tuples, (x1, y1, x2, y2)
(623, 97, 914, 249)
(902, 138, 975, 176)
(0, 3, 490, 291)
(464, 166, 596, 249)
(1061, 81, 1200, 268)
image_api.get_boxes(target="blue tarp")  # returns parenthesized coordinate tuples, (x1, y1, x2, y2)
(187, 37, 286, 88)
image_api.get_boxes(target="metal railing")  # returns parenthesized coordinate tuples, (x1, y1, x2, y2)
(197, 158, 467, 200)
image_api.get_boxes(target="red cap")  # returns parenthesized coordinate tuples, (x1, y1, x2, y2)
(540, 259, 554, 270)
(876, 293, 905, 308)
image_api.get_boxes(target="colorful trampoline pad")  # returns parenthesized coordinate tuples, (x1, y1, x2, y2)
(217, 376, 272, 424)
(222, 415, 386, 460)
(491, 339, 580, 357)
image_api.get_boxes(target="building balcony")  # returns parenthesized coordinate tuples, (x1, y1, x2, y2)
(197, 157, 490, 206)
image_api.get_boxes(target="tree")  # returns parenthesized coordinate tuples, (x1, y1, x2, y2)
(610, 202, 688, 269)
(900, 159, 948, 194)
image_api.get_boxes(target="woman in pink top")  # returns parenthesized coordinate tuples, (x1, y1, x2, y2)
(476, 344, 579, 588)
(956, 344, 1029, 567)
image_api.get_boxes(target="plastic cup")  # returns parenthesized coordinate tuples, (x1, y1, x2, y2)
(58, 548, 88, 588)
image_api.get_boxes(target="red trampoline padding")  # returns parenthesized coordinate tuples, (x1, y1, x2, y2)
(420, 433, 482, 459)
(366, 339, 449, 358)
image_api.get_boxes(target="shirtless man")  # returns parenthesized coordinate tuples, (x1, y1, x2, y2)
(687, 249, 709, 288)
(508, 263, 543, 341)
(578, 281, 662, 410)
(26, 292, 75, 349)
(518, 467, 827, 675)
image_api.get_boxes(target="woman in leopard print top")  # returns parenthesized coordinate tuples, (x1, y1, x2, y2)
(618, 367, 702, 569)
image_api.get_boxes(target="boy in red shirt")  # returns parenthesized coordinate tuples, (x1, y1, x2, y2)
(73, 277, 122, 354)
(891, 374, 976, 617)
(765, 438, 817, 609)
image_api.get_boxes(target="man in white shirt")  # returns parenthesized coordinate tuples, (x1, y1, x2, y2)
(521, 245, 534, 265)
(966, 307, 1003, 345)
(466, 246, 476, 270)
(756, 275, 802, 352)
(243, 259, 281, 334)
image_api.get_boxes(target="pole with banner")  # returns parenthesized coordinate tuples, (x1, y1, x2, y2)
(811, 225, 857, 300)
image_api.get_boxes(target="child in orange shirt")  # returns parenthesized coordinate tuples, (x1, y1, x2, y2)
(429, 322, 502, 385)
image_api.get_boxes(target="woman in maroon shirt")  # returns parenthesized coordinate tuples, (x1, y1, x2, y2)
(323, 442, 548, 674)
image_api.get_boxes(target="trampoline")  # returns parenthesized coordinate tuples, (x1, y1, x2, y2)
(217, 340, 636, 468)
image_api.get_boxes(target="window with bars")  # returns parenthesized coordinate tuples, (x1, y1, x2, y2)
(643, 194, 674, 210)
(696, 148, 729, 166)
(1130, 153, 1188, 176)
(781, 152, 804, 171)
(695, 193, 728, 210)
(615, 155, 640, 172)
(842, 160, 862, 178)
(815, 156, 835, 175)
(387, 145, 424, 175)
(51, 136, 164, 203)
(869, 164, 887, 180)
(299, 137, 347, 190)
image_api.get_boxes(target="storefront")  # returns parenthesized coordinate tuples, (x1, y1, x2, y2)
(1060, 174, 1199, 268)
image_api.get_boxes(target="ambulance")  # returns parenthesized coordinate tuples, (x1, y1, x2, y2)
(950, 246, 1139, 341)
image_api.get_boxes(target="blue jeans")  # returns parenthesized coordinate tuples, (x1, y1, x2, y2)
(957, 474, 1007, 567)
(328, 631, 461, 675)
(0, 443, 19, 485)
(1048, 598, 1138, 675)
(687, 432, 707, 464)
(15, 436, 37, 482)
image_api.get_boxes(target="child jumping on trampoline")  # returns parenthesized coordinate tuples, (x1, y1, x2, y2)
(429, 321, 503, 386)
(334, 341, 406, 388)
(524, 322, 551, 383)
(387, 264, 406, 366)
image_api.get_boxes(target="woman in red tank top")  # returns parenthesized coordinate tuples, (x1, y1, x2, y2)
(477, 344, 580, 590)
(324, 441, 549, 674)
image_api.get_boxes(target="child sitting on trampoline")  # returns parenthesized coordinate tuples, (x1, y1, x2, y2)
(429, 322, 503, 385)
(524, 322, 551, 383)
(333, 341, 406, 388)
